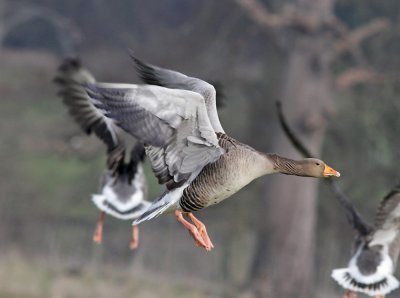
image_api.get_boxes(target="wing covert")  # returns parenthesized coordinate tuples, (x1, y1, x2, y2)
(86, 83, 224, 189)
(130, 53, 225, 133)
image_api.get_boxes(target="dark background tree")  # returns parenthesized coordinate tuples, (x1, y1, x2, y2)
(0, 1, 399, 297)
(235, 0, 389, 297)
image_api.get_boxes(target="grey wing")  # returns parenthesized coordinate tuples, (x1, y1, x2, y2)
(369, 184, 400, 246)
(375, 184, 400, 230)
(54, 58, 119, 151)
(86, 83, 224, 189)
(130, 53, 225, 133)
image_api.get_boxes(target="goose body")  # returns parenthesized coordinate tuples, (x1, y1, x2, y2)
(54, 59, 150, 249)
(179, 133, 271, 211)
(92, 148, 149, 220)
(84, 54, 340, 250)
(332, 185, 400, 297)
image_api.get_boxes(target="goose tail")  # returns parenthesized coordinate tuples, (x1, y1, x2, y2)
(91, 165, 149, 220)
(91, 193, 150, 220)
(132, 185, 187, 225)
(331, 268, 400, 297)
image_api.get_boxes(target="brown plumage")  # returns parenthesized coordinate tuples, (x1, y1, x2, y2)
(84, 54, 340, 251)
(180, 133, 339, 213)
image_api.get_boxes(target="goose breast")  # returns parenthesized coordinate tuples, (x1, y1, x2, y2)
(179, 134, 271, 212)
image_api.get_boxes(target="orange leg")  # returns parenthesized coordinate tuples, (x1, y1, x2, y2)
(374, 296, 384, 298)
(343, 290, 357, 298)
(175, 210, 210, 251)
(188, 213, 214, 250)
(129, 225, 139, 250)
(93, 212, 105, 244)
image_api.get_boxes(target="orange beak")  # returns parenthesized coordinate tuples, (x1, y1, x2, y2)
(323, 164, 340, 177)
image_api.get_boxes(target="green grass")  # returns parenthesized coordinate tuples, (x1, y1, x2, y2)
(23, 155, 89, 194)
(0, 254, 217, 298)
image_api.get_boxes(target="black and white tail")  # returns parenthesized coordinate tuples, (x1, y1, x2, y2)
(132, 184, 187, 225)
(331, 267, 400, 297)
(92, 162, 150, 220)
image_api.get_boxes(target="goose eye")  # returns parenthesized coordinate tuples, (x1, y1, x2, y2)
(316, 163, 320, 166)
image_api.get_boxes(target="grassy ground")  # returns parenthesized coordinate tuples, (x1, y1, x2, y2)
(0, 252, 218, 298)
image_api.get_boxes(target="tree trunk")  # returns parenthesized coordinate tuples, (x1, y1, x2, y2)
(249, 34, 335, 298)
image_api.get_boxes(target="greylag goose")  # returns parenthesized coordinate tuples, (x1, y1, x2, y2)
(331, 185, 400, 298)
(54, 59, 150, 249)
(83, 54, 340, 251)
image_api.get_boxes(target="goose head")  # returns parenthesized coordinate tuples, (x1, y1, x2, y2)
(298, 158, 340, 178)
(268, 154, 340, 178)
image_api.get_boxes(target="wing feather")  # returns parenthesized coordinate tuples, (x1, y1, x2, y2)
(130, 53, 225, 133)
(54, 58, 119, 150)
(369, 184, 400, 247)
(375, 184, 400, 230)
(85, 83, 224, 189)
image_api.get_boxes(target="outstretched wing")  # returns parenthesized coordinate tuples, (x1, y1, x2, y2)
(130, 53, 225, 133)
(86, 83, 224, 189)
(374, 185, 400, 230)
(369, 184, 400, 247)
(328, 180, 373, 236)
(54, 58, 119, 151)
(54, 58, 145, 171)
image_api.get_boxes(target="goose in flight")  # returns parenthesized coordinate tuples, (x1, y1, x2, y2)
(331, 184, 400, 298)
(275, 100, 399, 297)
(54, 59, 149, 249)
(84, 54, 340, 251)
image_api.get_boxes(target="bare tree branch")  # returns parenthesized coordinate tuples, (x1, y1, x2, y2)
(334, 18, 390, 55)
(234, 0, 291, 29)
(235, 0, 350, 34)
(336, 67, 385, 89)
(235, 0, 389, 68)
(235, 0, 322, 32)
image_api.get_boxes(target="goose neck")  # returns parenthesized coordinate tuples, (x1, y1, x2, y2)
(266, 154, 303, 176)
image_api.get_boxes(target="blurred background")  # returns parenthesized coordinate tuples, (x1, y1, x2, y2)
(1, 0, 400, 297)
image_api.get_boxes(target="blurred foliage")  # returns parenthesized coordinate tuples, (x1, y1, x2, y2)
(1, 0, 400, 297)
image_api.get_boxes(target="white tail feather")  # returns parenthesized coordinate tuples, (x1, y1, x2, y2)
(91, 194, 150, 220)
(331, 268, 400, 297)
(132, 184, 187, 225)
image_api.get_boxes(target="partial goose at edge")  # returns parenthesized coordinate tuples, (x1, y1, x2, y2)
(331, 184, 400, 298)
(54, 58, 150, 250)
